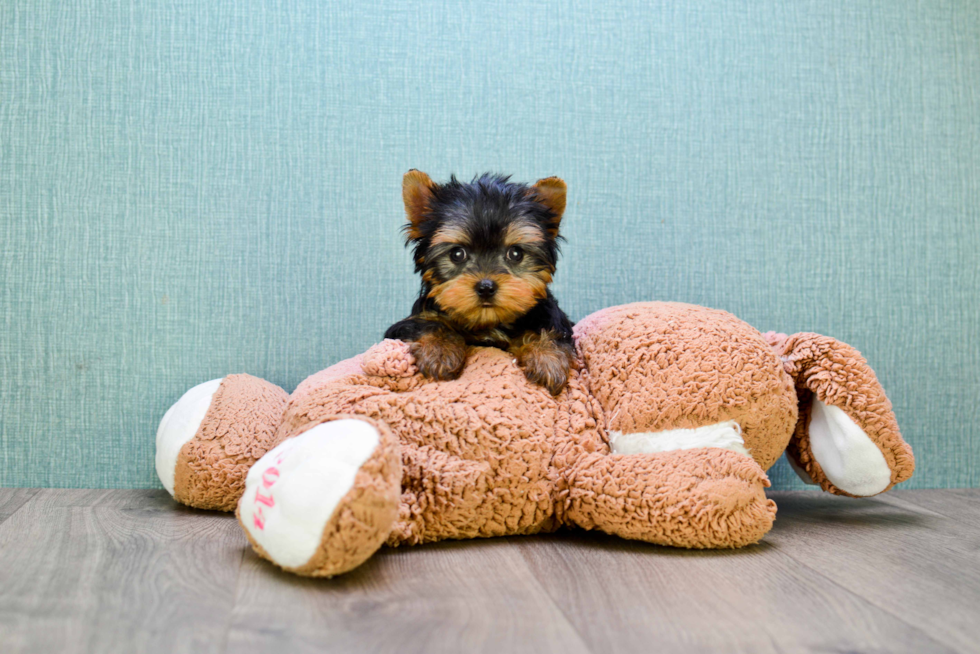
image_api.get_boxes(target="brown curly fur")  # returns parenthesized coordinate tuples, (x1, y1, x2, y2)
(509, 330, 576, 395)
(409, 330, 468, 381)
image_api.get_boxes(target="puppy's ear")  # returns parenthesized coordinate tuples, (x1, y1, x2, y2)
(403, 170, 436, 239)
(531, 177, 567, 234)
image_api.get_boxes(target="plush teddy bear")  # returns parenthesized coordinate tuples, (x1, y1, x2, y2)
(155, 301, 914, 577)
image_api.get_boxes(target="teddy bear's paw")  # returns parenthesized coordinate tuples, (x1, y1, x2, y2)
(156, 378, 224, 498)
(362, 339, 418, 378)
(799, 399, 893, 496)
(237, 418, 401, 577)
(776, 332, 914, 495)
(693, 473, 777, 548)
(156, 375, 289, 512)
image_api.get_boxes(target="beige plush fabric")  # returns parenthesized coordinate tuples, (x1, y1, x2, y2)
(174, 374, 288, 511)
(765, 331, 915, 495)
(575, 303, 798, 470)
(167, 302, 914, 576)
(281, 346, 585, 545)
(566, 448, 776, 548)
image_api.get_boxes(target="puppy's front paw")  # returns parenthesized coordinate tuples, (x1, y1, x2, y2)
(512, 333, 574, 396)
(409, 332, 467, 381)
(522, 354, 570, 396)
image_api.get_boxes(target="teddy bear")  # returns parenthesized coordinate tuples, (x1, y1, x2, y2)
(155, 301, 914, 577)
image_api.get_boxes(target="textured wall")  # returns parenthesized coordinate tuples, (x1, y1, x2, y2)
(1, 0, 978, 489)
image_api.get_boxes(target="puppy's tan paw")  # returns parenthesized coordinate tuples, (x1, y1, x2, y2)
(410, 331, 467, 381)
(511, 332, 574, 396)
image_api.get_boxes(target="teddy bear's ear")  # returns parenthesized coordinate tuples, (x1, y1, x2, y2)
(402, 170, 436, 240)
(531, 177, 567, 236)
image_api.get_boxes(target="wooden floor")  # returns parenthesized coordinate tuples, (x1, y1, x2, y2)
(0, 489, 977, 653)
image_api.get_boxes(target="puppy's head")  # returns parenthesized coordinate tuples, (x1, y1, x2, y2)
(401, 171, 566, 330)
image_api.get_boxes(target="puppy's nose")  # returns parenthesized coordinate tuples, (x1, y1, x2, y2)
(475, 279, 497, 300)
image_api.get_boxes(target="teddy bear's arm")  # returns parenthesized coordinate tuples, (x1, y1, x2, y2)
(770, 332, 915, 497)
(563, 448, 776, 549)
(361, 339, 419, 378)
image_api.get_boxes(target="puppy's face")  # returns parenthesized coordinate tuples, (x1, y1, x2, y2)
(425, 219, 552, 330)
(402, 172, 567, 330)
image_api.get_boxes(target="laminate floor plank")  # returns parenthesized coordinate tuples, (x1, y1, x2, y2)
(225, 537, 593, 654)
(0, 488, 40, 524)
(0, 489, 245, 654)
(513, 527, 950, 654)
(1, 488, 978, 654)
(879, 488, 980, 529)
(765, 491, 980, 653)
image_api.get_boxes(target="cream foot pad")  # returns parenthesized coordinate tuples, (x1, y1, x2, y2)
(238, 419, 382, 571)
(806, 399, 891, 496)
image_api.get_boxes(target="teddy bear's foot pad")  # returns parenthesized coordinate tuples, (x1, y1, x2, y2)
(238, 419, 380, 569)
(238, 417, 402, 576)
(803, 399, 891, 496)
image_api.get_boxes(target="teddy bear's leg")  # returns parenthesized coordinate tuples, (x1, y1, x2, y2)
(237, 415, 401, 577)
(384, 444, 495, 546)
(766, 332, 915, 497)
(565, 448, 776, 549)
(156, 374, 289, 511)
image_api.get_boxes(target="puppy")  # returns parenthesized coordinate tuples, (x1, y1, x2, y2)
(385, 171, 575, 395)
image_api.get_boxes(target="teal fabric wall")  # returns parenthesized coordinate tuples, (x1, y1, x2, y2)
(2, 0, 978, 490)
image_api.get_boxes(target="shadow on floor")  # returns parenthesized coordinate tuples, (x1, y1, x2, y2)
(770, 492, 929, 530)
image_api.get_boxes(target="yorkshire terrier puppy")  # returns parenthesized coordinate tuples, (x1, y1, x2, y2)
(384, 170, 575, 395)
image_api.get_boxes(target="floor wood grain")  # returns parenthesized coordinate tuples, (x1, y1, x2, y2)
(226, 538, 590, 654)
(881, 488, 980, 528)
(0, 489, 977, 653)
(0, 488, 40, 524)
(0, 490, 246, 654)
(767, 490, 980, 654)
(514, 531, 952, 653)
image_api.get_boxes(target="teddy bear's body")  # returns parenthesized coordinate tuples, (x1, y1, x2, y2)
(156, 302, 914, 577)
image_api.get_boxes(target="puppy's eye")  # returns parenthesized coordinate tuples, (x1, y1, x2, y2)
(449, 247, 467, 264)
(506, 246, 524, 263)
